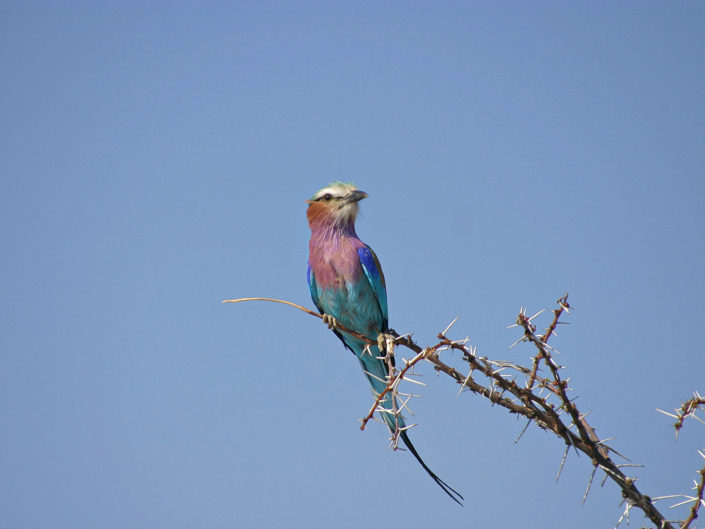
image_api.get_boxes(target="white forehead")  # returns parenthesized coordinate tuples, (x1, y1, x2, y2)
(312, 182, 357, 200)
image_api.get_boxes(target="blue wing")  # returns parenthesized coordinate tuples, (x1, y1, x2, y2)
(357, 245, 388, 330)
(307, 264, 323, 314)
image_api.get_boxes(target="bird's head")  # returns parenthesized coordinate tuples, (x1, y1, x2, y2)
(306, 181, 368, 232)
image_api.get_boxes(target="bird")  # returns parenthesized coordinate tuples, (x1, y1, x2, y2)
(306, 181, 463, 505)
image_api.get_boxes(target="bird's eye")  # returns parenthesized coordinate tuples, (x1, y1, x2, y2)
(322, 193, 333, 201)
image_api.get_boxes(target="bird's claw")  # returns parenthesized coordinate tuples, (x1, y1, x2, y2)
(378, 333, 396, 373)
(322, 314, 338, 330)
(377, 333, 395, 355)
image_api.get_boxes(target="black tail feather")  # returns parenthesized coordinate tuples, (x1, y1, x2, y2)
(400, 431, 464, 506)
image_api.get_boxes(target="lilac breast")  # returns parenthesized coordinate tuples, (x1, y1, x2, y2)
(308, 233, 365, 288)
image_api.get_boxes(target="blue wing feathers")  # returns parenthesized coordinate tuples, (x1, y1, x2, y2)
(307, 264, 323, 314)
(357, 246, 388, 328)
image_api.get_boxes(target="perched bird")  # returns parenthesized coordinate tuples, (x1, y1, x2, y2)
(306, 181, 463, 505)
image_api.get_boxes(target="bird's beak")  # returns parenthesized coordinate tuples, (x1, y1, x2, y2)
(345, 190, 368, 203)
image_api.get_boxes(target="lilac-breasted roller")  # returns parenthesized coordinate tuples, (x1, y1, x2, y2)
(306, 181, 463, 505)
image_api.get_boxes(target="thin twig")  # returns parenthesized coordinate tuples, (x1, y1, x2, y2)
(223, 297, 376, 344)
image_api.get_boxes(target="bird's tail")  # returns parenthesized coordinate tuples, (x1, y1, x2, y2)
(354, 341, 464, 506)
(399, 430, 464, 506)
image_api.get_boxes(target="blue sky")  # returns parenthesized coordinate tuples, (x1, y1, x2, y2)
(2, 2, 704, 528)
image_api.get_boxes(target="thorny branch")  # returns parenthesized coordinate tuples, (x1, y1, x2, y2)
(683, 462, 705, 529)
(657, 393, 705, 438)
(656, 392, 705, 529)
(359, 343, 428, 434)
(225, 294, 704, 528)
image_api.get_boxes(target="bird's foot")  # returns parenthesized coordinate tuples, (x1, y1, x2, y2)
(322, 314, 338, 330)
(377, 333, 395, 354)
(378, 333, 396, 371)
